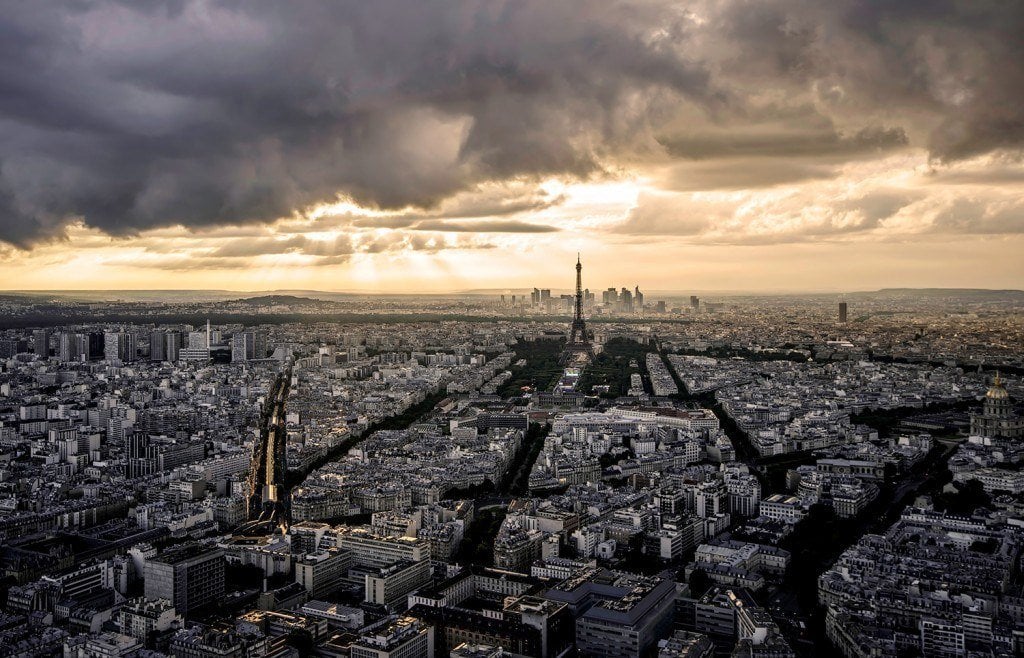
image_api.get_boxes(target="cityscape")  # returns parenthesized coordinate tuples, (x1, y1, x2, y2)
(0, 264, 1022, 657)
(2, 2, 1024, 657)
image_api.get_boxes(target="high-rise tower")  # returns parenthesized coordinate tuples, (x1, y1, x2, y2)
(563, 254, 594, 363)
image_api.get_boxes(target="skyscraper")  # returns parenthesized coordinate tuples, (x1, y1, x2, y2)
(165, 331, 182, 362)
(104, 331, 135, 363)
(32, 329, 50, 358)
(232, 332, 255, 362)
(59, 332, 90, 363)
(839, 302, 848, 323)
(619, 287, 633, 313)
(150, 330, 166, 362)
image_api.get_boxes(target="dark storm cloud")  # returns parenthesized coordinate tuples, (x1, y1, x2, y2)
(0, 0, 714, 246)
(699, 0, 1024, 160)
(0, 0, 1022, 247)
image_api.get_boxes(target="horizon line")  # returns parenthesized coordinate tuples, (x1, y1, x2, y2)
(2, 286, 1023, 296)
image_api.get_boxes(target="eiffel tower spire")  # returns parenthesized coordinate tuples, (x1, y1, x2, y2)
(563, 254, 594, 363)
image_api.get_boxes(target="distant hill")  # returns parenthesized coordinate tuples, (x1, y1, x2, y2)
(856, 288, 1024, 300)
(233, 294, 326, 306)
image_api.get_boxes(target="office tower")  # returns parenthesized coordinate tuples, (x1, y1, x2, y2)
(59, 332, 90, 363)
(165, 331, 182, 362)
(604, 288, 618, 305)
(531, 288, 540, 306)
(656, 300, 666, 313)
(0, 339, 25, 358)
(839, 301, 848, 323)
(104, 331, 135, 363)
(253, 331, 268, 360)
(58, 332, 74, 362)
(690, 295, 700, 311)
(106, 331, 124, 362)
(188, 331, 207, 350)
(150, 330, 166, 362)
(86, 332, 104, 360)
(127, 432, 149, 460)
(540, 289, 551, 302)
(32, 329, 51, 358)
(619, 287, 633, 313)
(182, 323, 213, 362)
(144, 545, 225, 618)
(127, 432, 154, 477)
(232, 332, 255, 362)
(634, 285, 644, 309)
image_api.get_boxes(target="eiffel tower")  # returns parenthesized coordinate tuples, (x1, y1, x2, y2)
(562, 254, 594, 363)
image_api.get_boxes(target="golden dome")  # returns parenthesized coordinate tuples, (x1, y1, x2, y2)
(986, 372, 1009, 400)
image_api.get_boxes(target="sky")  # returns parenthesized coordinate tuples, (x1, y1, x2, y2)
(0, 0, 1022, 293)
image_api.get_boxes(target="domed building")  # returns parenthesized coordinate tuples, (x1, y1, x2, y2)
(970, 373, 1024, 439)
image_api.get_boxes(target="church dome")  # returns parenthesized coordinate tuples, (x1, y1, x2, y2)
(985, 373, 1009, 400)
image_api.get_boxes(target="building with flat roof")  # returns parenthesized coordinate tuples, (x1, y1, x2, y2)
(365, 559, 431, 611)
(143, 545, 224, 618)
(334, 526, 431, 570)
(295, 549, 352, 599)
(350, 616, 434, 658)
(542, 569, 676, 658)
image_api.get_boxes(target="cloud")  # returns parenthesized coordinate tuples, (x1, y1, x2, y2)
(659, 126, 908, 161)
(609, 151, 1024, 244)
(0, 0, 715, 247)
(613, 173, 1024, 245)
(660, 159, 837, 191)
(411, 219, 559, 233)
(313, 180, 568, 231)
(930, 198, 1024, 235)
(109, 226, 501, 270)
(710, 0, 1024, 160)
(1, 0, 1022, 249)
(210, 236, 355, 258)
